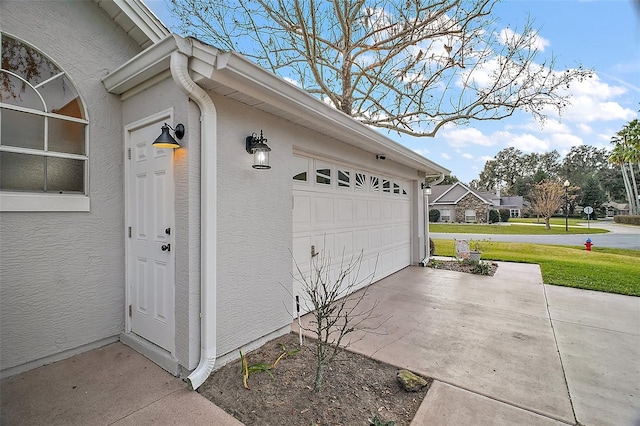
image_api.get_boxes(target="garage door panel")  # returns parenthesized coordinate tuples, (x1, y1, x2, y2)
(368, 200, 381, 222)
(293, 196, 311, 232)
(336, 198, 353, 224)
(354, 229, 369, 251)
(292, 235, 311, 267)
(354, 199, 368, 221)
(315, 196, 334, 224)
(382, 226, 393, 246)
(393, 201, 409, 219)
(393, 224, 410, 244)
(369, 228, 382, 250)
(382, 201, 393, 221)
(335, 230, 353, 256)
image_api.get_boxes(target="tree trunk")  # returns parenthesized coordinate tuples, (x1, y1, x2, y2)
(628, 162, 639, 214)
(545, 216, 551, 230)
(314, 358, 326, 392)
(621, 164, 635, 215)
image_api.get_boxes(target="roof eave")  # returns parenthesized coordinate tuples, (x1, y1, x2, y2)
(95, 0, 170, 48)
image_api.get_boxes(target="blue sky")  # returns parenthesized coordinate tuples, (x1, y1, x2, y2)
(145, 0, 640, 183)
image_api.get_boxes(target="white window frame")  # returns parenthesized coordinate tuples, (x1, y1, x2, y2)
(440, 209, 451, 222)
(1, 34, 89, 212)
(465, 209, 476, 223)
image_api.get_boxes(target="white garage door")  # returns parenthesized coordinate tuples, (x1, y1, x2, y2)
(292, 155, 412, 313)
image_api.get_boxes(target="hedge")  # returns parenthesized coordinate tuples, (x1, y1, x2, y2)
(614, 215, 640, 225)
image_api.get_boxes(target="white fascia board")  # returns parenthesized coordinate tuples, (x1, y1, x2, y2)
(197, 45, 449, 176)
(114, 0, 170, 42)
(102, 35, 192, 95)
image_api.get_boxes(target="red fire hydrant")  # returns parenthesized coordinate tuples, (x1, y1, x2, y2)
(584, 238, 593, 251)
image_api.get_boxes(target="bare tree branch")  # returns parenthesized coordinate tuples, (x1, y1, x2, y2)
(169, 0, 592, 137)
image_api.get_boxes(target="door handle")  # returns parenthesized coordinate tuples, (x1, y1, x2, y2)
(161, 244, 171, 252)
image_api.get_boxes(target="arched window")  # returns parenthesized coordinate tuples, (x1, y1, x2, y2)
(1, 33, 88, 210)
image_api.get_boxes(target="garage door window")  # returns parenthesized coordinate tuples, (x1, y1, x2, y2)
(292, 155, 309, 182)
(338, 170, 350, 188)
(382, 179, 391, 193)
(315, 162, 331, 185)
(370, 176, 379, 192)
(1, 33, 89, 211)
(355, 172, 366, 191)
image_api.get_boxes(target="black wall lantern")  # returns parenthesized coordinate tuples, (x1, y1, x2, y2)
(246, 130, 271, 169)
(153, 123, 184, 149)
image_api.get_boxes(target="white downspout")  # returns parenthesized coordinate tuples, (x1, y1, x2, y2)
(421, 173, 445, 266)
(169, 50, 218, 390)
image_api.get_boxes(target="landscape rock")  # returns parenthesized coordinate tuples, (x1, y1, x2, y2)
(396, 369, 428, 392)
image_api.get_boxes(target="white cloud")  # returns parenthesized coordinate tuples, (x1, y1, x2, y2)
(509, 133, 550, 152)
(462, 153, 474, 159)
(549, 133, 583, 150)
(577, 123, 592, 134)
(440, 127, 497, 148)
(499, 28, 550, 52)
(519, 119, 571, 134)
(441, 152, 452, 160)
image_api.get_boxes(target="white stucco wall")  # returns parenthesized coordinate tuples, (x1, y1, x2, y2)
(0, 1, 141, 376)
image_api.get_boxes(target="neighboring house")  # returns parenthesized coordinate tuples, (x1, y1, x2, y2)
(429, 183, 527, 223)
(0, 0, 449, 388)
(602, 201, 629, 216)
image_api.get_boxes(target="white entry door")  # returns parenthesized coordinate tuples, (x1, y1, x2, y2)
(127, 120, 175, 353)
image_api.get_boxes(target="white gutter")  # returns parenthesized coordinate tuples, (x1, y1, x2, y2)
(421, 173, 446, 266)
(169, 50, 218, 390)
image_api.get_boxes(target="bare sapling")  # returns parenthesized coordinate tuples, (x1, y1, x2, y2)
(293, 248, 381, 392)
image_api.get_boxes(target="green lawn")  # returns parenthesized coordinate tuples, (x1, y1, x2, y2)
(430, 223, 609, 235)
(510, 217, 598, 226)
(433, 239, 640, 296)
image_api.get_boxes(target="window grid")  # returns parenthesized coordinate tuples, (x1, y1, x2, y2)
(1, 33, 88, 194)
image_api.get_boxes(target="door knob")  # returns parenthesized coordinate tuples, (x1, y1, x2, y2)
(161, 244, 171, 252)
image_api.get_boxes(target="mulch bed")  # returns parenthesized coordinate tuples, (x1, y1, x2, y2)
(198, 333, 431, 425)
(426, 258, 499, 276)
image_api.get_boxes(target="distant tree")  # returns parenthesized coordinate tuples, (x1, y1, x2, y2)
(609, 118, 640, 215)
(498, 208, 510, 222)
(529, 180, 565, 230)
(580, 175, 606, 213)
(169, 0, 591, 138)
(477, 147, 525, 192)
(440, 175, 459, 185)
(477, 148, 560, 194)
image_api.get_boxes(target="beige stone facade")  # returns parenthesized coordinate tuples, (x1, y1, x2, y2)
(455, 193, 489, 223)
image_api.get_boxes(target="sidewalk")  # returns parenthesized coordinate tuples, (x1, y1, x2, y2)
(0, 342, 241, 426)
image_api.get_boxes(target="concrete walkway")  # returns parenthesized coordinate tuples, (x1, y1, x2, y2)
(298, 263, 640, 426)
(2, 263, 638, 425)
(0, 342, 242, 426)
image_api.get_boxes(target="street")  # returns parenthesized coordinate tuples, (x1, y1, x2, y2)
(430, 221, 640, 250)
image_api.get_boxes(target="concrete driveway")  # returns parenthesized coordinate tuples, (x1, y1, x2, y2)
(299, 263, 640, 426)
